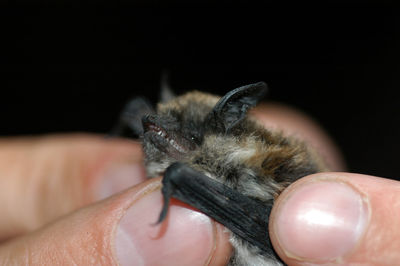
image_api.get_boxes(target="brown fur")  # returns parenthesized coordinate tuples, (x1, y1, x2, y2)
(142, 90, 327, 265)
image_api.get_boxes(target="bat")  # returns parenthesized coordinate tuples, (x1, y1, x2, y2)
(112, 82, 327, 265)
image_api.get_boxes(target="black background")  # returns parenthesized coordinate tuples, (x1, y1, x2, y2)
(1, 7, 399, 179)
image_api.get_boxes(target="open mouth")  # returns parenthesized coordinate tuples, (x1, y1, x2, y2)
(143, 121, 188, 154)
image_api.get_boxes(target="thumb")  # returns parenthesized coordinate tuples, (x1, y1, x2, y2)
(0, 178, 231, 265)
(269, 172, 400, 265)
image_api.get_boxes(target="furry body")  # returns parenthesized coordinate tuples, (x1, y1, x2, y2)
(115, 83, 326, 265)
(142, 90, 325, 265)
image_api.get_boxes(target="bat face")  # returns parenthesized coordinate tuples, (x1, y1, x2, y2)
(114, 82, 326, 265)
(141, 90, 218, 177)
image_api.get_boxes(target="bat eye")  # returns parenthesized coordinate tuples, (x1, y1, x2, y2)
(189, 135, 201, 145)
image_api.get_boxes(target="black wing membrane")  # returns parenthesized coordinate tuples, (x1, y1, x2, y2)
(157, 162, 275, 256)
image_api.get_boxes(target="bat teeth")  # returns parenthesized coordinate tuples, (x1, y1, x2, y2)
(146, 123, 167, 138)
(144, 121, 188, 154)
(157, 130, 166, 137)
(175, 145, 186, 153)
(168, 138, 186, 153)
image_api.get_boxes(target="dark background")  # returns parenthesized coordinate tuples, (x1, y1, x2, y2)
(1, 7, 399, 179)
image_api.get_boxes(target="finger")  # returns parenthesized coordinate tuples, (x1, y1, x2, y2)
(269, 172, 400, 265)
(0, 134, 146, 240)
(0, 178, 232, 265)
(251, 103, 345, 171)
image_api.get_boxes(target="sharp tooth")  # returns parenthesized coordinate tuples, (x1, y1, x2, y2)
(173, 143, 183, 152)
(176, 145, 185, 153)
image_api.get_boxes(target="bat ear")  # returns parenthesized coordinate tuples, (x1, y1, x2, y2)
(207, 82, 268, 133)
(159, 70, 176, 103)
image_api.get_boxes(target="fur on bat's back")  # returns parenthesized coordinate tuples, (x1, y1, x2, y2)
(188, 127, 323, 201)
(147, 90, 326, 265)
(156, 90, 325, 200)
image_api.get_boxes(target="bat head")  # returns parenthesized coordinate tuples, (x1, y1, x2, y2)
(141, 82, 268, 176)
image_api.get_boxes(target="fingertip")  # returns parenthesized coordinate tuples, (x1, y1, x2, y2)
(113, 179, 231, 266)
(207, 223, 233, 266)
(270, 175, 369, 264)
(270, 172, 400, 265)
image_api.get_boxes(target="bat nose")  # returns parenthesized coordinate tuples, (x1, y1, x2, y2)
(141, 114, 157, 132)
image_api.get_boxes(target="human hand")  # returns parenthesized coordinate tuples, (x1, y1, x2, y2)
(1, 104, 397, 265)
(270, 172, 400, 265)
(0, 134, 231, 265)
(254, 104, 400, 265)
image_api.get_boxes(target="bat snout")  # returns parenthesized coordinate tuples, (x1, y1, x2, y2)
(141, 114, 158, 132)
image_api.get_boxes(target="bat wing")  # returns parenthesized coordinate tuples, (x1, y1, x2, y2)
(157, 162, 276, 257)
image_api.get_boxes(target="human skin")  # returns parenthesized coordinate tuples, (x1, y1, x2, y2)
(0, 104, 398, 265)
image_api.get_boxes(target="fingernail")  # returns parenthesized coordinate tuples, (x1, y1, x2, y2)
(274, 180, 369, 261)
(115, 189, 215, 266)
(96, 163, 147, 200)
